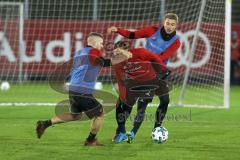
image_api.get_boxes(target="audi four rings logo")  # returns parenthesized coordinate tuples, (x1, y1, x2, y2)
(168, 30, 211, 68)
(113, 30, 211, 69)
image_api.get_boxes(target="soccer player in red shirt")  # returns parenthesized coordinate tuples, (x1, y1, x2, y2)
(112, 41, 169, 143)
(108, 13, 181, 143)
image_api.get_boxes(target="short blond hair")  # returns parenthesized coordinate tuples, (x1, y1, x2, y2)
(87, 32, 103, 46)
(164, 13, 179, 23)
(88, 32, 103, 39)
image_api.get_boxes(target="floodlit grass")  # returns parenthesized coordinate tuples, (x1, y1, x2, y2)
(0, 84, 239, 160)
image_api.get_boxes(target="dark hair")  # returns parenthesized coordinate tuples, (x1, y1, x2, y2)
(114, 40, 130, 50)
(88, 32, 103, 38)
(164, 13, 179, 22)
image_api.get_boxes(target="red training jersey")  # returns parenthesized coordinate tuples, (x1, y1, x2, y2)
(113, 48, 165, 100)
(88, 48, 102, 66)
(117, 25, 181, 61)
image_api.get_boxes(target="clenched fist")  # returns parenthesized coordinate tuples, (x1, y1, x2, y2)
(107, 26, 118, 34)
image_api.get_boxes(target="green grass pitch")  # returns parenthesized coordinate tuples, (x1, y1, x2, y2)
(0, 84, 240, 160)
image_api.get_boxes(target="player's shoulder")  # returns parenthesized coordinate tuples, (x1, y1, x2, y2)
(89, 47, 101, 56)
(174, 37, 181, 47)
(89, 47, 100, 53)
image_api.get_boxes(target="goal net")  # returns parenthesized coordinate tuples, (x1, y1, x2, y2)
(0, 2, 23, 82)
(0, 0, 230, 108)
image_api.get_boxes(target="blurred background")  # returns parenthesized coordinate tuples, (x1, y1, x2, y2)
(0, 0, 238, 108)
(0, 0, 239, 85)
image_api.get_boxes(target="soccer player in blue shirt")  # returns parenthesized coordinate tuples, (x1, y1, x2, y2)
(36, 32, 130, 146)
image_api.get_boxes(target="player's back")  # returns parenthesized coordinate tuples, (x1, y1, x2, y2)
(113, 48, 159, 82)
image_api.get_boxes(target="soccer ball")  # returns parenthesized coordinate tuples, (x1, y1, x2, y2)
(0, 81, 10, 91)
(151, 126, 168, 143)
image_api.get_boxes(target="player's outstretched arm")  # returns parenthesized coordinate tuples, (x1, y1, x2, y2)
(107, 26, 157, 39)
(90, 48, 131, 67)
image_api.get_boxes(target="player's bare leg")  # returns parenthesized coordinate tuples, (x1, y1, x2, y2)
(36, 113, 82, 139)
(84, 113, 104, 146)
(90, 113, 104, 134)
(51, 112, 82, 124)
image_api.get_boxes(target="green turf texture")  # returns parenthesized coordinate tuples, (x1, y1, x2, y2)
(0, 85, 239, 160)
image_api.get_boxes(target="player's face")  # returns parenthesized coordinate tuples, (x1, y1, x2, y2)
(94, 38, 104, 50)
(163, 18, 177, 34)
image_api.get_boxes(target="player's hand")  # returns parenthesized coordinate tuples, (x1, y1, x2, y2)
(111, 48, 132, 65)
(113, 48, 132, 58)
(107, 26, 118, 34)
(113, 48, 122, 56)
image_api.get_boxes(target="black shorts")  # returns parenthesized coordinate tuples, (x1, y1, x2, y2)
(124, 79, 169, 106)
(69, 91, 103, 118)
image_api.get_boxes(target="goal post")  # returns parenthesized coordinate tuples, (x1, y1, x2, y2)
(0, 2, 24, 82)
(0, 0, 230, 108)
(224, 0, 231, 109)
(178, 0, 231, 108)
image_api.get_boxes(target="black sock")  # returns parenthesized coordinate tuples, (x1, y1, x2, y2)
(44, 120, 52, 128)
(87, 132, 96, 141)
(116, 100, 132, 134)
(116, 106, 127, 133)
(154, 95, 169, 128)
(154, 108, 164, 128)
(131, 100, 148, 135)
(115, 127, 120, 135)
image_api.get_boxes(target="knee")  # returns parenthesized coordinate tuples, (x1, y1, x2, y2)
(97, 112, 104, 119)
(95, 113, 104, 121)
(159, 95, 170, 106)
(95, 106, 104, 117)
